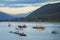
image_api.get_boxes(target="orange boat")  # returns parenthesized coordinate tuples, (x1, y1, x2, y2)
(33, 26, 45, 30)
(18, 25, 27, 28)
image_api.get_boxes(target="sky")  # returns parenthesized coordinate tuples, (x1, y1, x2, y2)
(0, 0, 60, 14)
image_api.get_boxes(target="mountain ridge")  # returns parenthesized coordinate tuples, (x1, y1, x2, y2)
(26, 3, 60, 21)
(0, 11, 30, 20)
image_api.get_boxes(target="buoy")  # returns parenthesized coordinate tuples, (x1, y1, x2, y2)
(8, 24, 11, 27)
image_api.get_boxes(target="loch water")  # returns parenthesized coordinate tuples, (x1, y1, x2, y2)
(0, 22, 60, 40)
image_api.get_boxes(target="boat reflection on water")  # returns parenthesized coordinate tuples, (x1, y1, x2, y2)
(15, 28, 24, 30)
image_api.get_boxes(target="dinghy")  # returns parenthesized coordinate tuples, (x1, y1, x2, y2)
(52, 30, 59, 34)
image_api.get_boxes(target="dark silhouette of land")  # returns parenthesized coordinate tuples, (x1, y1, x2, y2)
(0, 3, 60, 22)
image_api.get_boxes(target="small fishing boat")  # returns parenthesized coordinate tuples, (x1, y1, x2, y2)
(18, 25, 27, 28)
(18, 33, 27, 36)
(52, 30, 59, 34)
(9, 31, 27, 36)
(9, 31, 19, 34)
(33, 26, 45, 30)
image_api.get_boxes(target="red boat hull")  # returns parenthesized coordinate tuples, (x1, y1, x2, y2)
(33, 27, 45, 30)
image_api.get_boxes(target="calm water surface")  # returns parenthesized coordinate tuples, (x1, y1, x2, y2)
(0, 22, 60, 40)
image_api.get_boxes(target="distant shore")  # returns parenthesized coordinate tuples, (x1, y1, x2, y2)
(0, 20, 60, 22)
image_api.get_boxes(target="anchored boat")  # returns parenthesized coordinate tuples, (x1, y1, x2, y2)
(52, 30, 59, 34)
(18, 33, 27, 36)
(33, 26, 45, 30)
(9, 31, 27, 36)
(18, 25, 27, 28)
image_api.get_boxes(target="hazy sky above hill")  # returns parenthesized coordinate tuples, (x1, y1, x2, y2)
(0, 0, 60, 14)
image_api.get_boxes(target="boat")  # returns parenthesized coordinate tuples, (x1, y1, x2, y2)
(33, 26, 45, 30)
(18, 33, 27, 36)
(18, 25, 27, 28)
(9, 31, 27, 36)
(52, 30, 59, 34)
(9, 31, 19, 34)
